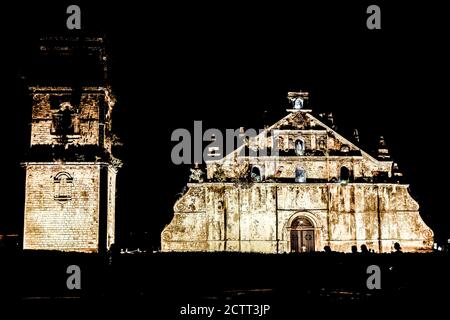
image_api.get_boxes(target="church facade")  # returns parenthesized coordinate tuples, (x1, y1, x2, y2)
(161, 92, 433, 253)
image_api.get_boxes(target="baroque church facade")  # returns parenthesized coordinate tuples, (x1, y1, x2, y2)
(162, 92, 433, 253)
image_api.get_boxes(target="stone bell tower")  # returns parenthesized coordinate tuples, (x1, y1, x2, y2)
(22, 37, 121, 253)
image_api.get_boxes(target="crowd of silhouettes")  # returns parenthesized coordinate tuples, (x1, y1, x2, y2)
(323, 242, 403, 254)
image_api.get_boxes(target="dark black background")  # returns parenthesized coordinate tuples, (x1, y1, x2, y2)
(1, 1, 449, 247)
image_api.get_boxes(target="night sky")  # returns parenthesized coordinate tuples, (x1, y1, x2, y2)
(1, 1, 449, 247)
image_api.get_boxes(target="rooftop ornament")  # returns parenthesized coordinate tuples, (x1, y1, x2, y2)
(189, 162, 204, 183)
(287, 91, 310, 112)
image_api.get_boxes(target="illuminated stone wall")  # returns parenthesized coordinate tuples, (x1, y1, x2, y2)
(29, 86, 115, 152)
(161, 183, 433, 253)
(23, 86, 119, 253)
(162, 108, 434, 253)
(24, 163, 97, 252)
(23, 163, 117, 252)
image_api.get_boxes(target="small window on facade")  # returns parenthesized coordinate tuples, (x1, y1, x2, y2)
(54, 172, 73, 201)
(295, 140, 304, 156)
(318, 137, 326, 149)
(294, 97, 304, 109)
(295, 167, 306, 183)
(340, 144, 350, 153)
(340, 166, 350, 183)
(251, 166, 262, 182)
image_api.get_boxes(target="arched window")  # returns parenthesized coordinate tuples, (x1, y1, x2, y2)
(294, 97, 304, 109)
(291, 216, 314, 229)
(294, 139, 304, 156)
(340, 166, 350, 183)
(340, 144, 350, 153)
(54, 172, 73, 201)
(295, 167, 306, 183)
(251, 166, 262, 182)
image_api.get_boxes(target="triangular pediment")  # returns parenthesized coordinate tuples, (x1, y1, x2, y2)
(215, 110, 386, 166)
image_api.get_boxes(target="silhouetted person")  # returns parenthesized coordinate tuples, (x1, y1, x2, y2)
(324, 245, 332, 253)
(393, 242, 403, 254)
(360, 244, 369, 254)
(351, 245, 358, 254)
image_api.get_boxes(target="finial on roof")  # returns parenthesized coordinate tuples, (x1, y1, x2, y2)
(286, 91, 311, 112)
(392, 162, 403, 183)
(377, 135, 391, 160)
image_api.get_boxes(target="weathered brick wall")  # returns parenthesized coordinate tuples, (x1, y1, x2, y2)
(23, 163, 101, 252)
(30, 88, 106, 146)
(24, 85, 119, 253)
(161, 183, 434, 253)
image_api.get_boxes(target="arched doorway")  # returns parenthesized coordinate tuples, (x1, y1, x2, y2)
(290, 216, 315, 252)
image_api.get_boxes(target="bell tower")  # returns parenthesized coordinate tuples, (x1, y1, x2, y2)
(22, 37, 121, 253)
